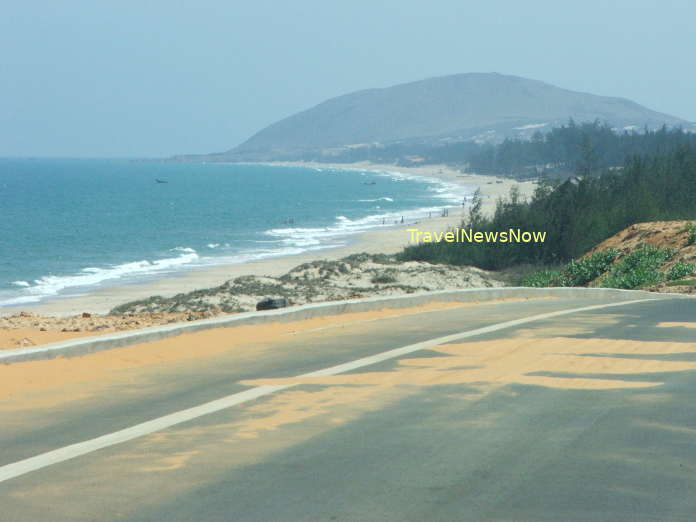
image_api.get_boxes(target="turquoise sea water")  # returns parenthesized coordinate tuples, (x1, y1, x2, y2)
(0, 159, 470, 307)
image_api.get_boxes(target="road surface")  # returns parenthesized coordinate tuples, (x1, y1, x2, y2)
(1, 294, 695, 521)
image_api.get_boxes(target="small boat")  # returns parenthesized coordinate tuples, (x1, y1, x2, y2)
(155, 179, 169, 184)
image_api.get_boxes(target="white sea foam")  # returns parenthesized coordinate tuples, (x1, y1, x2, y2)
(11, 281, 30, 287)
(172, 246, 196, 254)
(514, 123, 548, 130)
(358, 197, 394, 202)
(207, 243, 221, 249)
(264, 203, 452, 250)
(210, 243, 343, 267)
(373, 170, 470, 206)
(0, 249, 200, 307)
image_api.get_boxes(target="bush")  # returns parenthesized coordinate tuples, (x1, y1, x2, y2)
(521, 249, 619, 287)
(600, 245, 675, 289)
(521, 269, 570, 287)
(665, 278, 696, 287)
(371, 273, 398, 284)
(666, 261, 696, 281)
(564, 249, 620, 286)
(685, 223, 696, 246)
(523, 245, 692, 290)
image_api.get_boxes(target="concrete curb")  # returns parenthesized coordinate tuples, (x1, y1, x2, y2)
(0, 287, 685, 364)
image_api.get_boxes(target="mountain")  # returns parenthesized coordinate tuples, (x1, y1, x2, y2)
(189, 73, 692, 162)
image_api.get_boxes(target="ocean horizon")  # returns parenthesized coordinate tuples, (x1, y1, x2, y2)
(0, 158, 471, 308)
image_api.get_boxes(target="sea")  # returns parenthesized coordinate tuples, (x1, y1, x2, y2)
(0, 158, 471, 307)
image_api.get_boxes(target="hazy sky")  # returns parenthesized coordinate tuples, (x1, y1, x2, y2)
(2, 0, 694, 157)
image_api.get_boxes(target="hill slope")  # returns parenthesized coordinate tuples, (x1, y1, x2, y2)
(587, 221, 696, 293)
(523, 221, 696, 293)
(199, 73, 690, 161)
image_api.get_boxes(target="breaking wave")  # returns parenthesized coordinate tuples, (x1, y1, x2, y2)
(0, 248, 200, 306)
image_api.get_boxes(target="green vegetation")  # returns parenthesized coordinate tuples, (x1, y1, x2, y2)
(666, 261, 696, 281)
(599, 246, 674, 289)
(684, 223, 696, 246)
(520, 246, 692, 290)
(665, 278, 696, 287)
(371, 273, 398, 284)
(400, 136, 696, 271)
(565, 249, 620, 285)
(520, 269, 569, 288)
(520, 249, 619, 288)
(302, 122, 696, 180)
(439, 122, 696, 177)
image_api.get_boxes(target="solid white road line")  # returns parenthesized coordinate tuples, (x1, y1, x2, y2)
(0, 298, 656, 484)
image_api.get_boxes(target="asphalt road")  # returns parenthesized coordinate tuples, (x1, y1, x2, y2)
(1, 294, 696, 521)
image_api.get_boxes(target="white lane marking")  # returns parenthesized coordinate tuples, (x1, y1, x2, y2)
(0, 298, 656, 484)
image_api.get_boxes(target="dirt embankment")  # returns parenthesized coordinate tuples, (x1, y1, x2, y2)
(587, 220, 696, 293)
(589, 221, 696, 257)
(0, 310, 219, 350)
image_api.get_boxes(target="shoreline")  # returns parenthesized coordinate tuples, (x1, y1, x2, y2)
(1, 163, 536, 317)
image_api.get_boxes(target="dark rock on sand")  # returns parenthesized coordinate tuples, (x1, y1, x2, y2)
(256, 297, 289, 311)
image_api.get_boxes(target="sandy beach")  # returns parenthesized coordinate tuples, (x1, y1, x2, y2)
(1, 163, 536, 317)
